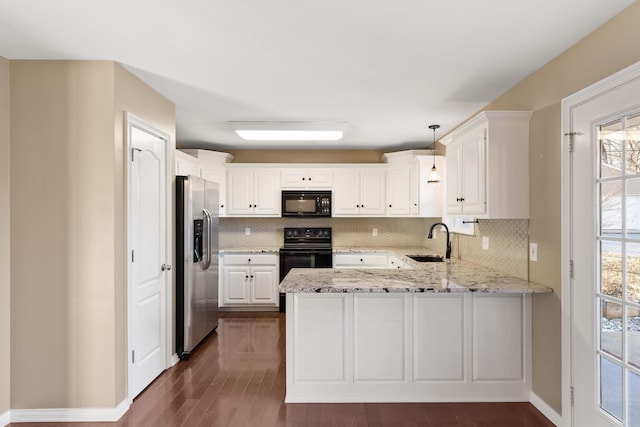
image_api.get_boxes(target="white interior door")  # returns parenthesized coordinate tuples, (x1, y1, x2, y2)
(128, 115, 170, 399)
(569, 64, 640, 427)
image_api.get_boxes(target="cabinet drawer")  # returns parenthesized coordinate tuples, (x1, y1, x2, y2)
(334, 253, 389, 268)
(223, 254, 277, 265)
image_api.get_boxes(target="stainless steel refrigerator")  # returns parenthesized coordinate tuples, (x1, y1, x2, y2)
(176, 175, 219, 360)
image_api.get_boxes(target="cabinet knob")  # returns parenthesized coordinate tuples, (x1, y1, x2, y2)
(308, 177, 312, 181)
(221, 204, 224, 208)
(389, 204, 392, 208)
(248, 258, 251, 263)
(302, 177, 306, 181)
(356, 204, 360, 208)
(250, 275, 254, 279)
(245, 275, 249, 279)
(360, 258, 363, 262)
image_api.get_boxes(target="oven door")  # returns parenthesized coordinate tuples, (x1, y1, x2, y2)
(279, 248, 332, 312)
(279, 249, 333, 282)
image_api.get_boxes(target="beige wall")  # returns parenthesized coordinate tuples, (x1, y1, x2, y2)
(9, 60, 175, 410)
(478, 0, 640, 414)
(0, 57, 10, 416)
(227, 149, 385, 163)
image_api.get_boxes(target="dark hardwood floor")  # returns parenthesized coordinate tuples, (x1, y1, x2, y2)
(11, 312, 555, 426)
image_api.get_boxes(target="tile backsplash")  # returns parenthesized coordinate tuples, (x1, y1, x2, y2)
(219, 217, 529, 279)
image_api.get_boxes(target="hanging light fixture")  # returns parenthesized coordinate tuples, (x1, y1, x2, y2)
(427, 124, 441, 184)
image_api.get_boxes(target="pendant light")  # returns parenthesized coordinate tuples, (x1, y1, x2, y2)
(427, 124, 441, 184)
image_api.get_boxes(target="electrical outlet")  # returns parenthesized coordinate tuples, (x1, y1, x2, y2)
(372, 228, 378, 236)
(245, 227, 251, 236)
(530, 242, 538, 262)
(482, 236, 489, 250)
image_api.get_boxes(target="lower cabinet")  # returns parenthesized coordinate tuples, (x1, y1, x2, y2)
(220, 254, 279, 308)
(285, 293, 530, 402)
(333, 253, 389, 268)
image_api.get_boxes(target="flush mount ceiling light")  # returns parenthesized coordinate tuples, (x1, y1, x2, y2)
(427, 124, 441, 184)
(230, 121, 348, 141)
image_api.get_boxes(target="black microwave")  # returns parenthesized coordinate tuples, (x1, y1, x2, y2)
(282, 191, 331, 217)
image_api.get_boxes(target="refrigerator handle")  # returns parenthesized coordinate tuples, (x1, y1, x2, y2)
(201, 208, 212, 270)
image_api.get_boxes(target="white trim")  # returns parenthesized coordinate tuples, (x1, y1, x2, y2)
(530, 392, 562, 426)
(0, 410, 9, 427)
(170, 353, 180, 367)
(125, 112, 173, 402)
(561, 59, 640, 427)
(8, 399, 130, 423)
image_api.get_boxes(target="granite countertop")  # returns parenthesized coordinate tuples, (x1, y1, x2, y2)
(280, 247, 553, 294)
(219, 247, 281, 254)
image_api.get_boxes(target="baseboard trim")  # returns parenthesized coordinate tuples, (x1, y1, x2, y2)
(0, 409, 10, 427)
(530, 392, 562, 426)
(9, 399, 130, 423)
(170, 353, 180, 367)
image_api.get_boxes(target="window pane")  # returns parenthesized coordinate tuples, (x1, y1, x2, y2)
(601, 120, 623, 177)
(627, 115, 640, 175)
(600, 356, 623, 421)
(628, 180, 640, 237)
(629, 370, 640, 427)
(601, 300, 623, 360)
(601, 181, 622, 235)
(628, 243, 640, 301)
(630, 308, 640, 369)
(601, 241, 623, 298)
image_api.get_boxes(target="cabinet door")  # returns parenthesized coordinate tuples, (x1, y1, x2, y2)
(175, 151, 201, 177)
(360, 170, 386, 215)
(281, 169, 308, 188)
(227, 170, 253, 215)
(333, 170, 361, 215)
(250, 266, 278, 305)
(445, 141, 463, 215)
(201, 169, 226, 216)
(386, 168, 412, 216)
(253, 169, 280, 215)
(307, 169, 333, 188)
(223, 266, 250, 305)
(460, 127, 486, 215)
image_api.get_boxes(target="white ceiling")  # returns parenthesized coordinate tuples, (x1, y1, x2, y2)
(0, 0, 634, 151)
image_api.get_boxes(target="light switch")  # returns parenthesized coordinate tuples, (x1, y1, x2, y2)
(245, 228, 251, 235)
(372, 228, 378, 236)
(530, 243, 538, 262)
(482, 236, 489, 250)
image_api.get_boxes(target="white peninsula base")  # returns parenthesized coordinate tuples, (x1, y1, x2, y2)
(285, 292, 531, 403)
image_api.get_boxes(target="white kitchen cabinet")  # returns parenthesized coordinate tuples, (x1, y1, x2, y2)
(226, 167, 280, 216)
(285, 292, 531, 402)
(333, 167, 386, 216)
(442, 111, 531, 218)
(382, 150, 443, 218)
(220, 254, 279, 307)
(281, 168, 333, 189)
(178, 149, 233, 216)
(175, 150, 201, 177)
(333, 253, 389, 268)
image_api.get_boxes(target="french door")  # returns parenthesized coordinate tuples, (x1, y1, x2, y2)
(568, 63, 640, 426)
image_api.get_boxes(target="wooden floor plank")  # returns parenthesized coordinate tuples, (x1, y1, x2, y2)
(9, 312, 555, 427)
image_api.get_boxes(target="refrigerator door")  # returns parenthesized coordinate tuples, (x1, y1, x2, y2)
(176, 175, 220, 360)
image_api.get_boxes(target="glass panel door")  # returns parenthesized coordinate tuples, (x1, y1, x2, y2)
(598, 113, 640, 426)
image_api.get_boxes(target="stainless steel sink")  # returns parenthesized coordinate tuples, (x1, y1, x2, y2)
(407, 255, 444, 262)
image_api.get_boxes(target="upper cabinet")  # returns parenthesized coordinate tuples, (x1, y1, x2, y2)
(226, 166, 280, 216)
(441, 111, 531, 218)
(382, 150, 443, 217)
(281, 168, 333, 189)
(179, 149, 233, 216)
(333, 166, 386, 216)
(175, 150, 201, 177)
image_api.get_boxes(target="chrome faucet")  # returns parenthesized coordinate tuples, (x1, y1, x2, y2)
(428, 222, 451, 259)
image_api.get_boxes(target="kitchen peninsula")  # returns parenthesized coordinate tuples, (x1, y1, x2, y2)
(280, 250, 551, 403)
